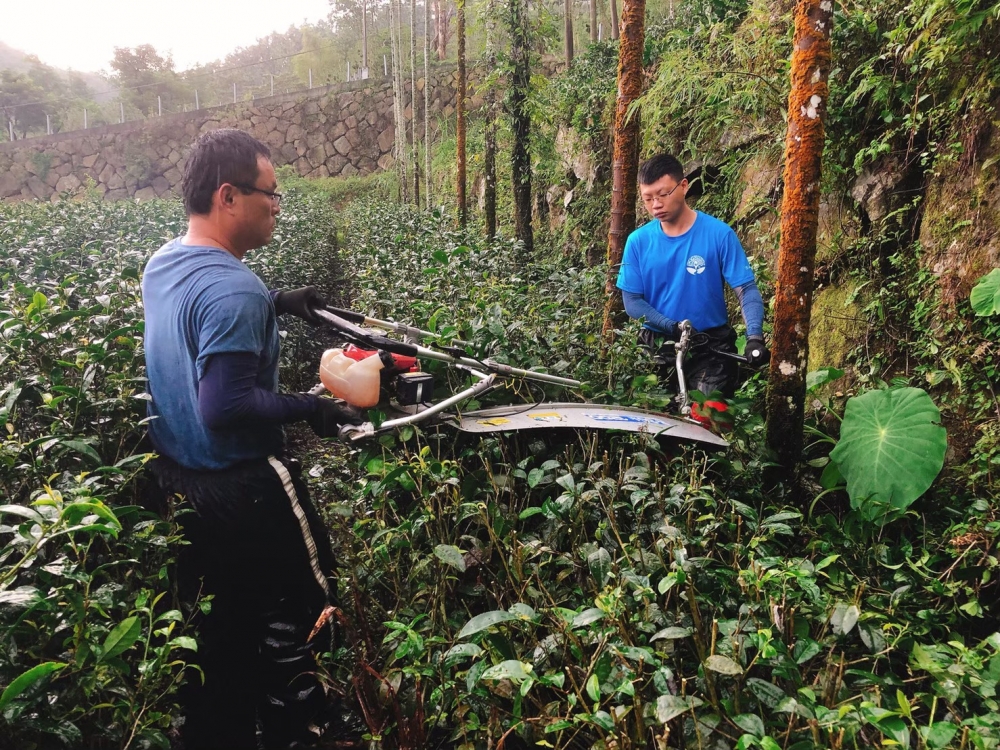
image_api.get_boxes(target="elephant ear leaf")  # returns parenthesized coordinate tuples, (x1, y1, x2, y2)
(830, 388, 946, 519)
(970, 269, 1000, 316)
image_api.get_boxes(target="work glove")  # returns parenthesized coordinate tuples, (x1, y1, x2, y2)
(744, 336, 771, 368)
(308, 397, 365, 438)
(274, 286, 326, 324)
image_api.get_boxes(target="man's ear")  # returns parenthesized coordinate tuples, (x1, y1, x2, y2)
(216, 183, 237, 210)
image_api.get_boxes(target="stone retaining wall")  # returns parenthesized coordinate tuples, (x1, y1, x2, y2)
(0, 64, 480, 202)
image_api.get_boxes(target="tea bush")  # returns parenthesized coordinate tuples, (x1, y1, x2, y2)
(0, 192, 355, 748)
(1, 185, 998, 749)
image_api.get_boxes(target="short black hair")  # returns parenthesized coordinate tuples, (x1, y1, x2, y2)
(181, 129, 272, 216)
(638, 153, 685, 186)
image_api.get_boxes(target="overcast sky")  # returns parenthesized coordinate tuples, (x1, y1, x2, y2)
(4, 0, 333, 73)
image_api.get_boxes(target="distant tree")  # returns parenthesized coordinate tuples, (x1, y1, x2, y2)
(432, 0, 455, 60)
(610, 0, 620, 39)
(110, 45, 190, 116)
(0, 70, 46, 138)
(292, 25, 343, 86)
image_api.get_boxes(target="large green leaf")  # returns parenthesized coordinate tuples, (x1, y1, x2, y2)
(830, 388, 946, 518)
(480, 660, 533, 682)
(99, 616, 142, 662)
(0, 661, 66, 710)
(433, 544, 467, 572)
(457, 610, 518, 639)
(970, 268, 1000, 316)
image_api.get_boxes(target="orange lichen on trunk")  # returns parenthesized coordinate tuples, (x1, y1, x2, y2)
(765, 0, 835, 466)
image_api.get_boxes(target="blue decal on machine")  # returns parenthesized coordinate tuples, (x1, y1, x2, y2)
(586, 413, 670, 426)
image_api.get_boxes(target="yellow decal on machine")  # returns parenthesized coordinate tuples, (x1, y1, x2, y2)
(527, 412, 565, 422)
(478, 417, 511, 426)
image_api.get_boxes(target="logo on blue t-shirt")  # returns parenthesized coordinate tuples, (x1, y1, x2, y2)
(686, 255, 706, 275)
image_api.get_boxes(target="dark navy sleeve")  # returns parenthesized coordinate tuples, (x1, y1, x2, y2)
(733, 280, 765, 338)
(198, 351, 318, 430)
(622, 291, 679, 334)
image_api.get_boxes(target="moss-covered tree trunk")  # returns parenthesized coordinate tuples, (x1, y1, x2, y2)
(508, 0, 533, 257)
(565, 0, 575, 66)
(457, 0, 467, 225)
(601, 0, 644, 342)
(765, 0, 834, 466)
(484, 0, 498, 239)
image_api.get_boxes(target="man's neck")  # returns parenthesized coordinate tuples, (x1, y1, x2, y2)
(658, 205, 697, 237)
(183, 216, 243, 259)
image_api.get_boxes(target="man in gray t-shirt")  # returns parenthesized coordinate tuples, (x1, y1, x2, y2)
(142, 129, 356, 749)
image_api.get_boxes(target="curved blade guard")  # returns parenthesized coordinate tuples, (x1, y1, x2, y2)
(458, 402, 728, 448)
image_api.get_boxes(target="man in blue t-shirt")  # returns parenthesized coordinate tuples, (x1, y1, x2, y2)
(616, 153, 770, 398)
(142, 129, 357, 750)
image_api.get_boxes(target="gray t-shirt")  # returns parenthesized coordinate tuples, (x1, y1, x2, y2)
(142, 239, 282, 469)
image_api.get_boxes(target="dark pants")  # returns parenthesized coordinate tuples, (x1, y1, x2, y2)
(150, 455, 334, 750)
(639, 324, 739, 400)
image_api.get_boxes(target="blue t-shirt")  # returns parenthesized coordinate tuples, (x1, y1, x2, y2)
(616, 212, 755, 332)
(141, 239, 282, 470)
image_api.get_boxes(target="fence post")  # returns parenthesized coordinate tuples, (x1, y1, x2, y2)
(347, 61, 351, 81)
(9, 120, 14, 141)
(46, 113, 51, 135)
(158, 96, 162, 116)
(84, 109, 88, 129)
(599, 23, 602, 40)
(120, 102, 124, 123)
(270, 74, 274, 96)
(233, 83, 237, 103)
(195, 90, 200, 109)
(384, 55, 388, 76)
(308, 69, 313, 89)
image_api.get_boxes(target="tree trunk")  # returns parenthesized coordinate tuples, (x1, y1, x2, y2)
(390, 0, 408, 201)
(508, 0, 533, 257)
(565, 0, 575, 66)
(484, 0, 498, 238)
(457, 0, 467, 225)
(411, 0, 419, 204)
(765, 0, 835, 467)
(591, 0, 598, 43)
(424, 0, 432, 208)
(601, 0, 644, 343)
(435, 0, 451, 60)
(362, 0, 369, 72)
(610, 0, 620, 40)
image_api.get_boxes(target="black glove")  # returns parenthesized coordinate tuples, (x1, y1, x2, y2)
(745, 336, 771, 368)
(307, 397, 365, 438)
(274, 286, 326, 324)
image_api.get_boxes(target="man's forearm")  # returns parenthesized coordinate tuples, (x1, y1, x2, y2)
(198, 352, 317, 430)
(733, 280, 765, 338)
(622, 290, 679, 334)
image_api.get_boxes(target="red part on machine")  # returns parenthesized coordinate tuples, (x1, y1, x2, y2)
(342, 344, 419, 372)
(690, 400, 733, 432)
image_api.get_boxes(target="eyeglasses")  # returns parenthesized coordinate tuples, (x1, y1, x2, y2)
(644, 181, 685, 202)
(235, 184, 283, 205)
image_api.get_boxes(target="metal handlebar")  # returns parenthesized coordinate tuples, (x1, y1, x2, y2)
(314, 307, 581, 389)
